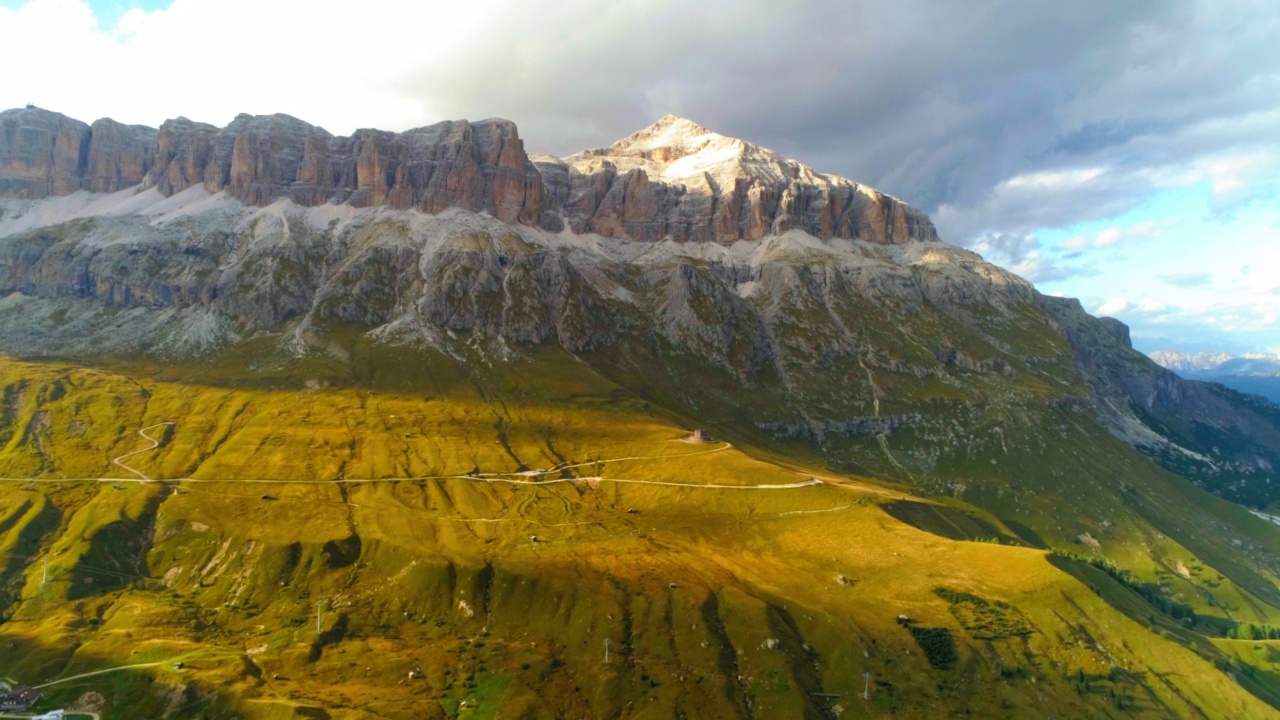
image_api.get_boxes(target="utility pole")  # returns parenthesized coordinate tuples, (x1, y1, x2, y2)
(863, 672, 872, 700)
(316, 600, 324, 633)
(604, 638, 611, 664)
(42, 558, 47, 586)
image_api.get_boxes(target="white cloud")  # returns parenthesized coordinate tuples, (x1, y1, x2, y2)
(1150, 145, 1280, 216)
(1097, 297, 1128, 315)
(1053, 220, 1169, 254)
(1059, 235, 1090, 251)
(1137, 297, 1166, 313)
(1006, 251, 1090, 284)
(1094, 227, 1122, 247)
(0, 0, 495, 134)
(999, 167, 1106, 192)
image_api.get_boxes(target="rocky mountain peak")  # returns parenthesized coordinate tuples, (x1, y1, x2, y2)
(537, 114, 939, 245)
(608, 114, 719, 152)
(577, 114, 806, 187)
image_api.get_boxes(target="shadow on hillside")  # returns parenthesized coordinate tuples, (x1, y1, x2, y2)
(881, 500, 1025, 546)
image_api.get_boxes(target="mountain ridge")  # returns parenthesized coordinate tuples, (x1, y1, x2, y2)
(0, 105, 935, 246)
(1148, 349, 1237, 373)
(1150, 349, 1280, 403)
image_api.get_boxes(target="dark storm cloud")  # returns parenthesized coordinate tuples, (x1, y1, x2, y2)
(400, 0, 1280, 245)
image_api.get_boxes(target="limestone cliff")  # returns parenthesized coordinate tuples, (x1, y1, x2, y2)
(85, 119, 157, 193)
(0, 107, 90, 198)
(0, 107, 935, 246)
(147, 113, 545, 224)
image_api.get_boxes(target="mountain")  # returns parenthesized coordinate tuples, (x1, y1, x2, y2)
(1150, 350, 1280, 403)
(1147, 350, 1236, 373)
(0, 107, 928, 244)
(2, 107, 1280, 719)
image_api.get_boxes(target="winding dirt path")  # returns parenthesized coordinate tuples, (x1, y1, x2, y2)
(109, 422, 174, 482)
(6, 434, 834, 493)
(461, 475, 823, 490)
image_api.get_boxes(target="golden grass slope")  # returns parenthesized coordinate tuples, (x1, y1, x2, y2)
(0, 354, 1277, 718)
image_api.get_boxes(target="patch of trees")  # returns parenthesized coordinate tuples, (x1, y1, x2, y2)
(1226, 623, 1280, 640)
(897, 616, 957, 668)
(1052, 551, 1210, 628)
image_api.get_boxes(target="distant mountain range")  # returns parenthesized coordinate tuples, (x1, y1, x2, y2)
(1150, 350, 1280, 402)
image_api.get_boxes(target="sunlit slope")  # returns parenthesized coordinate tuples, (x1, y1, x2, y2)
(5, 481, 1276, 719)
(1, 351, 1279, 719)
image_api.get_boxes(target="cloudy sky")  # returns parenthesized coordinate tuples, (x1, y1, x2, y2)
(3, 0, 1278, 354)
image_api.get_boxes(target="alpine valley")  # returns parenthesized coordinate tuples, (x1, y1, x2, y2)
(1, 105, 1280, 719)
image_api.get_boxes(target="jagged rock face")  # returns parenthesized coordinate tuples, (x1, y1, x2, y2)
(0, 108, 90, 198)
(151, 113, 344, 201)
(0, 108, 935, 246)
(85, 119, 157, 193)
(0, 108, 546, 226)
(150, 116, 219, 195)
(535, 115, 938, 245)
(0, 108, 159, 198)
(0, 188, 1002, 364)
(136, 113, 549, 225)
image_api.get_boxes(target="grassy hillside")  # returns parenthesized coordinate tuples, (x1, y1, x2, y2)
(2, 345, 1280, 718)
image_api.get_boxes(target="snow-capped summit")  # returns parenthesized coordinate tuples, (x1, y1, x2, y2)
(570, 114, 819, 189)
(537, 114, 939, 245)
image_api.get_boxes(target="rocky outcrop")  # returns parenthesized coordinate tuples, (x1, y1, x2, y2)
(149, 116, 219, 196)
(85, 119, 157, 193)
(0, 108, 155, 197)
(144, 113, 547, 224)
(0, 107, 90, 198)
(0, 108, 935, 246)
